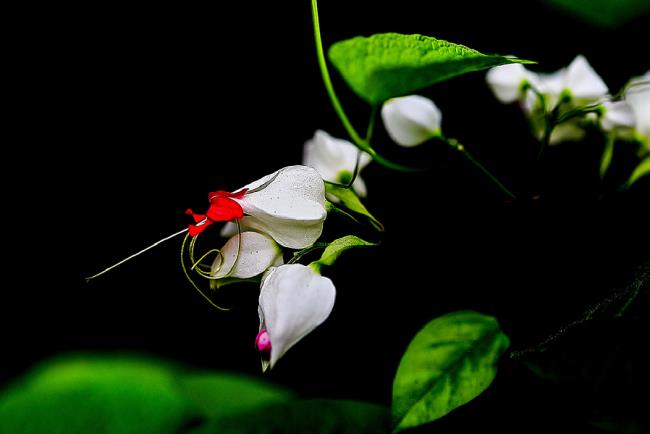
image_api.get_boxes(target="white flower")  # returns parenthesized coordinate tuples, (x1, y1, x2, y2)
(381, 95, 442, 147)
(211, 231, 283, 279)
(599, 101, 636, 132)
(562, 55, 609, 102)
(486, 63, 539, 104)
(531, 55, 608, 110)
(232, 166, 327, 250)
(625, 71, 650, 149)
(257, 264, 336, 370)
(303, 130, 371, 197)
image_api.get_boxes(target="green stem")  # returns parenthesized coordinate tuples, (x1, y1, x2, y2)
(444, 137, 516, 199)
(288, 242, 329, 265)
(311, 0, 363, 146)
(310, 0, 417, 172)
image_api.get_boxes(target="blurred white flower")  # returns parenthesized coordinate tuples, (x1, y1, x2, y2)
(599, 101, 636, 133)
(231, 166, 327, 249)
(257, 264, 336, 370)
(303, 130, 371, 197)
(625, 71, 650, 149)
(210, 231, 283, 280)
(486, 63, 539, 104)
(381, 95, 442, 147)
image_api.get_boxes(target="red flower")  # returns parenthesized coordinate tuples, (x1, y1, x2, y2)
(185, 189, 248, 236)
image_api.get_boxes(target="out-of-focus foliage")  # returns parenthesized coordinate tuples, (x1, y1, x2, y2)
(0, 355, 292, 434)
(545, 0, 650, 27)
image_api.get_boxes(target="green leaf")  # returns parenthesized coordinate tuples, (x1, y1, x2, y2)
(328, 33, 533, 104)
(189, 399, 390, 434)
(626, 155, 650, 188)
(310, 235, 377, 272)
(0, 355, 193, 434)
(325, 182, 384, 231)
(392, 311, 510, 432)
(177, 372, 294, 420)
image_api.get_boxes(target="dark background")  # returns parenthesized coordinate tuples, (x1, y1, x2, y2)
(6, 1, 650, 432)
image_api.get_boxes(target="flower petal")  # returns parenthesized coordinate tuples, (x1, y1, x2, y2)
(565, 55, 608, 101)
(235, 166, 326, 249)
(381, 95, 442, 147)
(626, 72, 650, 143)
(486, 63, 533, 104)
(258, 264, 336, 369)
(601, 101, 636, 132)
(211, 231, 283, 279)
(303, 130, 372, 198)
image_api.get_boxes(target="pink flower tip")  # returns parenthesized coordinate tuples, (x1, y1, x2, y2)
(255, 329, 272, 353)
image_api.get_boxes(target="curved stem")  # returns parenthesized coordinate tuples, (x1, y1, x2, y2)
(443, 136, 516, 199)
(311, 0, 363, 146)
(310, 0, 418, 173)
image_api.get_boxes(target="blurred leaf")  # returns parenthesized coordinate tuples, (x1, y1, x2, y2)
(0, 355, 192, 434)
(392, 311, 510, 432)
(311, 235, 377, 271)
(599, 136, 615, 179)
(626, 155, 650, 187)
(325, 183, 384, 231)
(328, 33, 532, 104)
(545, 0, 650, 28)
(177, 372, 293, 420)
(189, 399, 390, 434)
(0, 355, 296, 434)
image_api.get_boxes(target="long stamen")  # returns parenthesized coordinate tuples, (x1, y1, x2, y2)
(86, 227, 189, 281)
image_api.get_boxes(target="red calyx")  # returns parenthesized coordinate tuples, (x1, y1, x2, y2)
(186, 189, 248, 236)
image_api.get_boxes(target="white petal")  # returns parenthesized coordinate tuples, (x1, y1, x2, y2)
(601, 101, 636, 132)
(211, 232, 283, 279)
(486, 63, 533, 103)
(235, 166, 326, 249)
(351, 176, 367, 198)
(302, 130, 371, 197)
(381, 95, 442, 147)
(565, 55, 608, 101)
(626, 75, 650, 139)
(258, 264, 336, 368)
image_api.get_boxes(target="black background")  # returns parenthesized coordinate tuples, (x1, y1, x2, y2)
(5, 1, 650, 432)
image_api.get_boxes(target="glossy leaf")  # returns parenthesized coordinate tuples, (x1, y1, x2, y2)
(392, 311, 510, 432)
(329, 33, 533, 104)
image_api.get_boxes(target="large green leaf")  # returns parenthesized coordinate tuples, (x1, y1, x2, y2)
(0, 355, 192, 434)
(392, 311, 510, 432)
(189, 399, 390, 434)
(328, 33, 532, 104)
